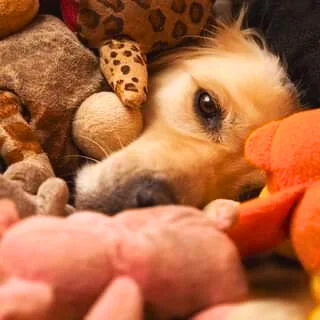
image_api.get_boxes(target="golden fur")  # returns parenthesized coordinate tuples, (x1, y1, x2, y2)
(75, 18, 300, 212)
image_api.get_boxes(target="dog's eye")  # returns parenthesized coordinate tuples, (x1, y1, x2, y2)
(238, 186, 263, 202)
(195, 90, 223, 129)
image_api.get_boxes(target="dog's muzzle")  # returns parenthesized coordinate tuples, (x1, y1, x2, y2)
(78, 174, 177, 215)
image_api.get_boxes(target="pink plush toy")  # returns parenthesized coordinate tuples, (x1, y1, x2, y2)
(0, 204, 247, 319)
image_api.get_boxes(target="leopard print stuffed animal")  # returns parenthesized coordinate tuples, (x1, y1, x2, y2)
(61, 0, 215, 108)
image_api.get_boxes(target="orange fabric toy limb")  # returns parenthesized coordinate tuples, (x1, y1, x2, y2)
(208, 109, 320, 320)
(291, 181, 320, 273)
(227, 185, 305, 257)
(203, 108, 320, 320)
(226, 109, 320, 267)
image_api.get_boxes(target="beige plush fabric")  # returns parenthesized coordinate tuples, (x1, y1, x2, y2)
(0, 15, 106, 176)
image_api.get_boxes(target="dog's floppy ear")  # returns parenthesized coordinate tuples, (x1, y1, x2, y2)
(245, 121, 281, 171)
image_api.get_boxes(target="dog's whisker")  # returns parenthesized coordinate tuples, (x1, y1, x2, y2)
(114, 133, 126, 150)
(78, 135, 110, 158)
(63, 154, 99, 164)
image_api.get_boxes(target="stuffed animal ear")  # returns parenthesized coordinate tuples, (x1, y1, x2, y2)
(245, 121, 281, 171)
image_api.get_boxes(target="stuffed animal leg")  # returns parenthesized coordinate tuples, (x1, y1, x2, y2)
(100, 39, 148, 108)
(0, 91, 54, 194)
(0, 175, 72, 219)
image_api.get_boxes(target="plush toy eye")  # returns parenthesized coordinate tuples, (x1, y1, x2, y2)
(194, 90, 223, 130)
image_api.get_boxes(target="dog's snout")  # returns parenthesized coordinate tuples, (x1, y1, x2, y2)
(135, 180, 175, 208)
(77, 175, 177, 215)
(111, 176, 176, 213)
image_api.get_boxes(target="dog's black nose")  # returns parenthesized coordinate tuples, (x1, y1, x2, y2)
(135, 181, 175, 208)
(78, 175, 177, 215)
(113, 176, 176, 213)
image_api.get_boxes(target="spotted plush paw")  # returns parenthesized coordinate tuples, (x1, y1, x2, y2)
(100, 39, 148, 108)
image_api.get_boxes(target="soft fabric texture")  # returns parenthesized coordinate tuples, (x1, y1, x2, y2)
(60, 0, 78, 31)
(73, 92, 143, 160)
(0, 175, 72, 218)
(0, 15, 105, 176)
(226, 109, 320, 273)
(0, 0, 39, 39)
(0, 205, 247, 319)
(0, 200, 313, 319)
(60, 0, 215, 108)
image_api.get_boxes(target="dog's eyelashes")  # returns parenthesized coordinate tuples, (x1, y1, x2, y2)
(194, 90, 223, 130)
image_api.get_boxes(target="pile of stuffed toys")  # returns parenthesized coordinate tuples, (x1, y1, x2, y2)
(0, 0, 320, 319)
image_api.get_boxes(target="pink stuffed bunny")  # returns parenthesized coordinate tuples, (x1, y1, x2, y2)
(0, 204, 247, 319)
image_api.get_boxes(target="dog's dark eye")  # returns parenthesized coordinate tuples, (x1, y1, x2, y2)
(238, 186, 263, 202)
(195, 90, 223, 130)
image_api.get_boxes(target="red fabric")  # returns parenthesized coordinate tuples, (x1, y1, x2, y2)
(60, 0, 79, 32)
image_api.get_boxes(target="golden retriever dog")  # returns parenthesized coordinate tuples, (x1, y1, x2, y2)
(75, 14, 300, 214)
(75, 8, 314, 318)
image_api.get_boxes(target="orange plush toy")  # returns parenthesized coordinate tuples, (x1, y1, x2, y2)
(226, 108, 320, 272)
(216, 109, 320, 318)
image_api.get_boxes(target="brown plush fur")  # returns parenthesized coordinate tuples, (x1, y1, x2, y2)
(0, 15, 105, 178)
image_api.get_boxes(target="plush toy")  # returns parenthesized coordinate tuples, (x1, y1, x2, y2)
(205, 109, 320, 320)
(0, 10, 143, 193)
(73, 92, 143, 160)
(222, 109, 320, 274)
(0, 0, 39, 39)
(0, 205, 247, 319)
(0, 1, 145, 217)
(0, 176, 72, 219)
(61, 0, 215, 108)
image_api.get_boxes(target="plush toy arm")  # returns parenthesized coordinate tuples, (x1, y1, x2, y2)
(291, 181, 320, 273)
(204, 199, 240, 231)
(100, 39, 148, 108)
(0, 91, 54, 194)
(85, 277, 143, 320)
(205, 186, 306, 257)
(0, 175, 71, 218)
(227, 185, 306, 257)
